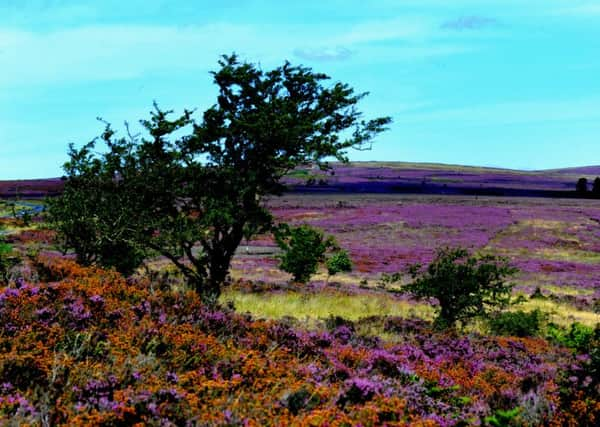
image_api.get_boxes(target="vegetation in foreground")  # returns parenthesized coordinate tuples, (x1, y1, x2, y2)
(0, 255, 599, 426)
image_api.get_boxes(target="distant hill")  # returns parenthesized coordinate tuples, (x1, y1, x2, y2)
(2, 162, 600, 199)
(283, 162, 599, 198)
(0, 178, 64, 198)
(543, 165, 600, 176)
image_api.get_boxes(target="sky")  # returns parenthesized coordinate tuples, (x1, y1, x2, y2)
(1, 0, 600, 179)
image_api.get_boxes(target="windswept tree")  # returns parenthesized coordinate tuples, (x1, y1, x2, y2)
(48, 54, 391, 303)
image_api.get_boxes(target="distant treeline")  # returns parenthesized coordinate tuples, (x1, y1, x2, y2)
(576, 177, 600, 198)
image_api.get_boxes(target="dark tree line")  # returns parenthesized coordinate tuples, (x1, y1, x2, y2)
(576, 177, 600, 197)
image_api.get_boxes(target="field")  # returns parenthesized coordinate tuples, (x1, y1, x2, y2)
(1, 164, 599, 425)
(227, 193, 600, 328)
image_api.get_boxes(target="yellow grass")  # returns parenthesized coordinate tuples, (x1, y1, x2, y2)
(535, 247, 600, 264)
(221, 290, 435, 322)
(516, 299, 600, 327)
(542, 285, 595, 296)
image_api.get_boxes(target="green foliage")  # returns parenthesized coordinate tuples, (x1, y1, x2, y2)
(484, 407, 522, 427)
(326, 249, 353, 276)
(487, 309, 546, 337)
(0, 230, 19, 285)
(46, 163, 149, 276)
(404, 247, 517, 329)
(48, 54, 390, 302)
(546, 322, 596, 353)
(275, 224, 336, 283)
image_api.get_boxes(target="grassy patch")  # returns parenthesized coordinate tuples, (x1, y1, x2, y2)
(221, 290, 434, 322)
(516, 299, 600, 327)
(542, 284, 595, 297)
(428, 177, 464, 184)
(535, 247, 600, 264)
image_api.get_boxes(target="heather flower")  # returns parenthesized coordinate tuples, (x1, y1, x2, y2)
(332, 325, 353, 343)
(89, 294, 104, 305)
(166, 371, 179, 384)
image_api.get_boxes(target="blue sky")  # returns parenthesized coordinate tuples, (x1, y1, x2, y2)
(1, 0, 600, 179)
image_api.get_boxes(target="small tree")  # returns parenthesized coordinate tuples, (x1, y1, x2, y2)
(404, 247, 517, 329)
(275, 224, 336, 283)
(576, 177, 588, 194)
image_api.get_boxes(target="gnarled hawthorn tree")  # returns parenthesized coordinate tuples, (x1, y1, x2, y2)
(48, 54, 391, 302)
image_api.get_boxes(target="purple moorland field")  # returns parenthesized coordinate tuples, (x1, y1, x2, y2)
(1, 162, 599, 425)
(230, 163, 600, 321)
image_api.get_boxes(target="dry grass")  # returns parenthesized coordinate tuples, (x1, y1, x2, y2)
(516, 299, 600, 327)
(534, 247, 600, 263)
(221, 290, 435, 322)
(542, 284, 595, 296)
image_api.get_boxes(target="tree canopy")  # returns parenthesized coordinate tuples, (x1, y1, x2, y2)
(48, 54, 391, 302)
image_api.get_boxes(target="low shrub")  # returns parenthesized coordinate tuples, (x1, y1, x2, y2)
(547, 322, 596, 353)
(401, 247, 517, 329)
(487, 309, 546, 337)
(326, 250, 353, 277)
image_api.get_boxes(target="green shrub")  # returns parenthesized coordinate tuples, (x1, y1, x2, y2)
(326, 250, 353, 277)
(0, 232, 19, 285)
(487, 309, 546, 337)
(403, 247, 517, 329)
(484, 407, 522, 427)
(275, 224, 335, 283)
(547, 322, 596, 353)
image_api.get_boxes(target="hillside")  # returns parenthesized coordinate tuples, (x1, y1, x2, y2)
(2, 162, 600, 198)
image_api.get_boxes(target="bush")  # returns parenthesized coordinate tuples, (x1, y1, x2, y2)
(403, 247, 517, 329)
(0, 233, 19, 285)
(275, 224, 336, 283)
(326, 250, 353, 277)
(488, 309, 546, 337)
(547, 322, 596, 353)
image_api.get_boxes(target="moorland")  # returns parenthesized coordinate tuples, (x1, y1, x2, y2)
(0, 161, 599, 426)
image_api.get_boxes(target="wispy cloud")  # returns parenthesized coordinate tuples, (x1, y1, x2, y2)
(441, 16, 499, 31)
(397, 97, 600, 127)
(291, 17, 473, 64)
(0, 24, 277, 87)
(555, 3, 600, 16)
(333, 18, 434, 44)
(293, 46, 353, 62)
(0, 16, 473, 87)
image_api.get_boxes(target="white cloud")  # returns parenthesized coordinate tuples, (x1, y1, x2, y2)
(0, 24, 270, 87)
(294, 46, 353, 62)
(332, 18, 434, 45)
(0, 18, 474, 87)
(396, 97, 600, 127)
(557, 3, 600, 16)
(441, 16, 500, 31)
